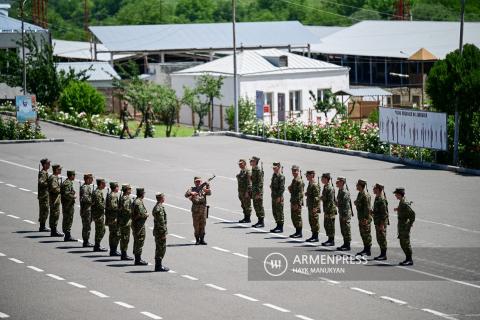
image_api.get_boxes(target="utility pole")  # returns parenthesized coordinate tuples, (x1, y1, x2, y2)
(20, 0, 27, 94)
(232, 0, 239, 133)
(453, 0, 465, 165)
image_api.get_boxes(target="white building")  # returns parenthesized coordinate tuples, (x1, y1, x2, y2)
(171, 49, 350, 130)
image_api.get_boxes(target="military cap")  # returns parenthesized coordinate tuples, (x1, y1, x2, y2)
(291, 165, 300, 170)
(336, 176, 346, 182)
(357, 179, 367, 187)
(136, 188, 145, 195)
(322, 173, 331, 179)
(194, 176, 202, 181)
(238, 159, 246, 164)
(305, 170, 315, 175)
(272, 162, 281, 168)
(250, 156, 260, 163)
(156, 192, 165, 198)
(67, 170, 75, 176)
(84, 173, 93, 179)
(40, 158, 50, 165)
(374, 183, 384, 190)
(121, 184, 131, 192)
(52, 164, 62, 170)
(393, 187, 405, 195)
(96, 178, 105, 185)
(109, 181, 118, 189)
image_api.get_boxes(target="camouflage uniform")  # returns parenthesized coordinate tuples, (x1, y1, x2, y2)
(321, 183, 337, 239)
(336, 186, 352, 247)
(373, 195, 389, 251)
(153, 202, 167, 260)
(306, 180, 320, 234)
(60, 176, 76, 237)
(144, 107, 155, 138)
(251, 166, 264, 220)
(37, 169, 50, 227)
(131, 196, 149, 256)
(185, 181, 211, 243)
(270, 170, 285, 226)
(120, 107, 133, 139)
(92, 187, 106, 247)
(354, 189, 372, 250)
(288, 175, 304, 230)
(80, 182, 93, 245)
(397, 196, 415, 262)
(105, 184, 120, 255)
(237, 166, 252, 221)
(118, 188, 132, 256)
(48, 173, 61, 231)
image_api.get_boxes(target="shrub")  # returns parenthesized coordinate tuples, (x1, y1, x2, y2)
(59, 80, 106, 115)
(0, 116, 45, 140)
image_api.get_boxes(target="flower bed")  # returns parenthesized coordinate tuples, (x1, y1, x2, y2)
(0, 116, 45, 140)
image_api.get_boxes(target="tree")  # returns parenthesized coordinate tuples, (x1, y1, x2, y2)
(196, 74, 224, 131)
(59, 80, 106, 115)
(426, 44, 480, 166)
(225, 98, 256, 132)
(309, 89, 346, 123)
(182, 86, 209, 130)
(152, 85, 181, 137)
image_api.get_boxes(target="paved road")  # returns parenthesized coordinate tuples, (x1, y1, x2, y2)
(0, 122, 479, 320)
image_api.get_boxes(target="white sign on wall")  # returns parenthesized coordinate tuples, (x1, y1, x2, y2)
(379, 107, 448, 151)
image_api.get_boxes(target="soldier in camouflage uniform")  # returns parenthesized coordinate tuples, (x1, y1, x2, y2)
(37, 158, 51, 232)
(132, 188, 149, 265)
(80, 173, 94, 247)
(354, 179, 372, 256)
(153, 193, 169, 272)
(237, 159, 252, 223)
(269, 162, 285, 233)
(118, 184, 133, 261)
(288, 165, 304, 238)
(105, 182, 121, 257)
(320, 173, 337, 246)
(394, 187, 415, 266)
(335, 177, 352, 251)
(92, 178, 108, 252)
(48, 164, 64, 237)
(305, 170, 320, 242)
(250, 156, 265, 228)
(373, 183, 389, 261)
(144, 103, 155, 138)
(61, 170, 77, 242)
(120, 102, 134, 139)
(185, 177, 211, 245)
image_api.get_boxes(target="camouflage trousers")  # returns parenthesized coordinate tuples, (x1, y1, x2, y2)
(49, 197, 61, 229)
(238, 193, 252, 218)
(108, 224, 120, 249)
(192, 207, 207, 237)
(271, 197, 284, 224)
(324, 215, 336, 237)
(93, 216, 106, 244)
(290, 203, 303, 229)
(252, 193, 264, 219)
(61, 203, 75, 234)
(155, 236, 166, 260)
(399, 233, 412, 256)
(38, 197, 49, 224)
(358, 219, 372, 247)
(339, 216, 351, 243)
(119, 224, 131, 252)
(375, 223, 387, 250)
(307, 207, 320, 233)
(132, 225, 146, 255)
(80, 210, 92, 242)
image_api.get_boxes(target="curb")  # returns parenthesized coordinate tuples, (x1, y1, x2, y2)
(198, 131, 480, 176)
(0, 138, 64, 144)
(42, 119, 119, 139)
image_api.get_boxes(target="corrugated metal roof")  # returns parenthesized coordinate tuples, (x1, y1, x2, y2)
(336, 87, 392, 96)
(310, 20, 480, 59)
(53, 39, 133, 61)
(305, 26, 345, 39)
(55, 62, 120, 81)
(0, 14, 46, 32)
(89, 21, 319, 53)
(173, 49, 348, 76)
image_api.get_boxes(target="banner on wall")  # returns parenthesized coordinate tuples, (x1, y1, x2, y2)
(277, 93, 285, 122)
(15, 95, 37, 123)
(256, 91, 265, 120)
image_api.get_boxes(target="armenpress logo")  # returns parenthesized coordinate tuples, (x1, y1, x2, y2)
(263, 252, 288, 277)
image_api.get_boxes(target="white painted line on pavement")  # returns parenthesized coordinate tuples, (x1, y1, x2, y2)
(89, 290, 109, 298)
(212, 246, 230, 253)
(350, 287, 375, 295)
(115, 301, 135, 309)
(380, 296, 407, 305)
(396, 266, 480, 290)
(250, 227, 268, 232)
(0, 159, 37, 171)
(319, 277, 339, 285)
(68, 282, 86, 289)
(0, 312, 10, 318)
(8, 258, 23, 264)
(263, 303, 290, 313)
(296, 315, 315, 320)
(209, 215, 231, 222)
(169, 234, 185, 239)
(205, 283, 227, 291)
(7, 215, 19, 219)
(19, 187, 31, 192)
(233, 293, 258, 302)
(0, 252, 5, 256)
(232, 252, 250, 259)
(0, 211, 4, 214)
(32, 191, 38, 195)
(421, 309, 458, 320)
(5, 184, 16, 188)
(140, 311, 162, 319)
(168, 270, 177, 274)
(46, 274, 65, 281)
(181, 275, 198, 281)
(164, 203, 190, 212)
(23, 219, 36, 224)
(27, 266, 44, 272)
(190, 240, 196, 243)
(0, 181, 3, 183)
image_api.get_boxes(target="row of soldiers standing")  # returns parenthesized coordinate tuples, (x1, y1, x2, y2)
(236, 157, 416, 266)
(37, 158, 169, 271)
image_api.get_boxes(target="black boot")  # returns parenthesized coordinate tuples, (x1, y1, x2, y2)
(93, 243, 108, 252)
(321, 237, 335, 246)
(289, 227, 302, 238)
(155, 258, 169, 272)
(374, 249, 387, 261)
(337, 242, 351, 251)
(252, 218, 264, 228)
(64, 232, 77, 242)
(110, 245, 121, 256)
(356, 246, 367, 256)
(238, 215, 251, 223)
(305, 232, 319, 242)
(83, 240, 94, 248)
(199, 235, 207, 245)
(134, 254, 148, 266)
(365, 245, 371, 256)
(270, 223, 283, 233)
(50, 227, 64, 237)
(39, 223, 50, 232)
(195, 236, 200, 245)
(399, 255, 413, 266)
(121, 251, 133, 261)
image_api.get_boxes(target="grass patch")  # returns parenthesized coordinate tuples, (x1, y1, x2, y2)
(127, 120, 195, 138)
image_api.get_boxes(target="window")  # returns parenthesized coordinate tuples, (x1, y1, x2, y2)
(265, 92, 274, 113)
(289, 90, 302, 111)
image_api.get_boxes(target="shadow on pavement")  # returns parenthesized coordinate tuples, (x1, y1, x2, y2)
(127, 270, 156, 274)
(56, 246, 81, 249)
(14, 230, 39, 234)
(39, 240, 64, 243)
(106, 263, 135, 268)
(167, 243, 196, 247)
(93, 258, 121, 263)
(67, 250, 93, 254)
(25, 235, 51, 239)
(215, 221, 238, 225)
(80, 254, 107, 258)
(225, 225, 249, 229)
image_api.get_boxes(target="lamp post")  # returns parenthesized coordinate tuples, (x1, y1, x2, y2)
(232, 0, 239, 132)
(20, 0, 28, 94)
(453, 0, 465, 166)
